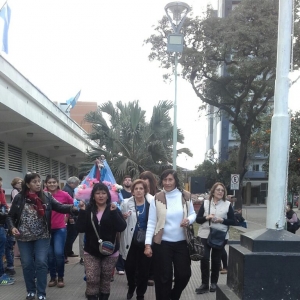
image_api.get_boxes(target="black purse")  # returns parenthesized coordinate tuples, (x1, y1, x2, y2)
(132, 197, 146, 247)
(186, 224, 204, 261)
(207, 201, 228, 250)
(184, 200, 204, 261)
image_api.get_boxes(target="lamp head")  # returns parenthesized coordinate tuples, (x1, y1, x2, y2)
(164, 2, 191, 33)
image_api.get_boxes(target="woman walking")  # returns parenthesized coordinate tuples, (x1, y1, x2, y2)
(120, 179, 154, 300)
(144, 169, 196, 300)
(44, 174, 74, 288)
(195, 182, 235, 294)
(77, 183, 126, 300)
(6, 172, 78, 300)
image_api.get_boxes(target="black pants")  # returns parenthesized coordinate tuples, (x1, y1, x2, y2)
(200, 238, 224, 285)
(125, 241, 151, 299)
(221, 247, 228, 269)
(64, 221, 78, 256)
(152, 240, 191, 300)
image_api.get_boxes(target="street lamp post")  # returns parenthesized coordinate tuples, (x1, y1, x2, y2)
(164, 2, 191, 170)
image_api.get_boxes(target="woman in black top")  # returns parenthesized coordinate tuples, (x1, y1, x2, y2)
(77, 183, 126, 300)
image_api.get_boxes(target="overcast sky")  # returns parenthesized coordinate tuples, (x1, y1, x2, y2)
(2, 0, 299, 170)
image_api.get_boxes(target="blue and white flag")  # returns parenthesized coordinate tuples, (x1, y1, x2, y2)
(0, 2, 11, 54)
(66, 90, 81, 109)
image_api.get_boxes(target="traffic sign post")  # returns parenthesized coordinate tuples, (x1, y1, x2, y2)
(231, 174, 240, 190)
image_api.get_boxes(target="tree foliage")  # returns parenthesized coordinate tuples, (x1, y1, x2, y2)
(145, 0, 300, 207)
(245, 110, 300, 193)
(84, 100, 192, 183)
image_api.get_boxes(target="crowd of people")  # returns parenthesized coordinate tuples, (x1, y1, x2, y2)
(0, 169, 297, 300)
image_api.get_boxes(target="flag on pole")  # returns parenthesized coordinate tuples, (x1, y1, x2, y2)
(66, 90, 81, 109)
(0, 2, 11, 54)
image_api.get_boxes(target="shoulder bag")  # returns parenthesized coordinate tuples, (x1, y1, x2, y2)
(132, 197, 146, 247)
(184, 197, 204, 261)
(207, 201, 229, 249)
(91, 212, 116, 255)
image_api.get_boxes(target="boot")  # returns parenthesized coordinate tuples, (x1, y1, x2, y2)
(99, 293, 110, 300)
(87, 295, 99, 300)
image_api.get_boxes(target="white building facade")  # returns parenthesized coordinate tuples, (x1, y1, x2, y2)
(0, 55, 93, 196)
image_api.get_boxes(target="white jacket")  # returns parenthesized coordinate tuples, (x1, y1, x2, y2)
(119, 194, 154, 260)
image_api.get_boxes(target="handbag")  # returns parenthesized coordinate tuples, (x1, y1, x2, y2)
(132, 197, 146, 247)
(207, 201, 228, 249)
(90, 212, 116, 255)
(184, 198, 204, 261)
(186, 224, 204, 261)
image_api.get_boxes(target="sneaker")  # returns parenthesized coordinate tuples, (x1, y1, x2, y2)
(26, 293, 35, 300)
(118, 270, 125, 275)
(80, 258, 84, 265)
(195, 284, 209, 294)
(0, 274, 15, 285)
(57, 277, 65, 288)
(38, 296, 46, 300)
(48, 277, 57, 287)
(5, 268, 16, 276)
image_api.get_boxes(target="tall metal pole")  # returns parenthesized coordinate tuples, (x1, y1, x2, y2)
(266, 0, 293, 229)
(172, 53, 178, 170)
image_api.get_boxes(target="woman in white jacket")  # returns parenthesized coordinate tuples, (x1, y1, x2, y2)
(119, 179, 154, 300)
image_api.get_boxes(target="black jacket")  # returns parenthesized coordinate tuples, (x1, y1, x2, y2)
(76, 204, 127, 258)
(6, 191, 76, 234)
(63, 184, 74, 198)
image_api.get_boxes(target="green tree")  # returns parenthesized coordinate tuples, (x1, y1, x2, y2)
(84, 100, 192, 183)
(243, 110, 300, 194)
(144, 0, 300, 207)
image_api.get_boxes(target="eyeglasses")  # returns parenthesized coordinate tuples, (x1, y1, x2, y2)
(215, 189, 225, 192)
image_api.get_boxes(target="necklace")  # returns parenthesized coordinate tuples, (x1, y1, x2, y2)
(135, 197, 145, 216)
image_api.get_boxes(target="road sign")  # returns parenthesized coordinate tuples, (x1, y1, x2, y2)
(231, 174, 240, 190)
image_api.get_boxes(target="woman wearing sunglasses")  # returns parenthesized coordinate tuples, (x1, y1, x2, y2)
(195, 182, 235, 295)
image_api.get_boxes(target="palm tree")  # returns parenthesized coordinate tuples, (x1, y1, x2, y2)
(84, 100, 192, 182)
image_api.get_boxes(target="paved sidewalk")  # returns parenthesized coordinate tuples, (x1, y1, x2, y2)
(1, 206, 273, 300)
(1, 253, 228, 300)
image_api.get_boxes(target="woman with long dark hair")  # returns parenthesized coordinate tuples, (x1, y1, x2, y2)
(139, 171, 158, 287)
(144, 169, 196, 300)
(6, 172, 78, 300)
(77, 183, 126, 300)
(139, 171, 158, 197)
(44, 174, 74, 288)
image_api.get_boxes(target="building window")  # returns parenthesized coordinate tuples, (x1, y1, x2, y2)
(8, 145, 22, 172)
(27, 151, 39, 173)
(253, 164, 260, 171)
(39, 155, 50, 176)
(0, 141, 5, 169)
(60, 163, 67, 180)
(52, 160, 59, 177)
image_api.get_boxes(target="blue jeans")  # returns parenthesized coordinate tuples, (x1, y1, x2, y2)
(116, 254, 125, 271)
(18, 238, 50, 297)
(0, 226, 6, 276)
(5, 235, 15, 269)
(48, 228, 67, 278)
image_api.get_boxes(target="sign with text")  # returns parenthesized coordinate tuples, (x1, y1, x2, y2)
(230, 174, 240, 190)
